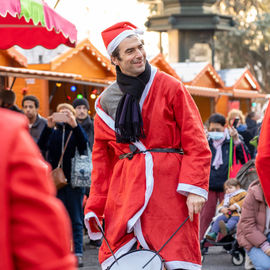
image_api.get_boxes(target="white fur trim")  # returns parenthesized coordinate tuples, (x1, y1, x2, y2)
(84, 212, 103, 241)
(94, 85, 115, 130)
(177, 183, 208, 200)
(139, 67, 157, 109)
(165, 260, 201, 270)
(107, 29, 143, 56)
(133, 219, 150, 249)
(126, 147, 154, 232)
(101, 238, 137, 270)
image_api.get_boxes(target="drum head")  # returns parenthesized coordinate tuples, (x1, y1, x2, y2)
(109, 249, 163, 270)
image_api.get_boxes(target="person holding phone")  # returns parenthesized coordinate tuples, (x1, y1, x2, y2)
(38, 103, 88, 267)
(227, 109, 255, 158)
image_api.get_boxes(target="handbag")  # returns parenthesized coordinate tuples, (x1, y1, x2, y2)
(51, 130, 73, 190)
(228, 137, 249, 178)
(70, 143, 93, 188)
(51, 167, 67, 190)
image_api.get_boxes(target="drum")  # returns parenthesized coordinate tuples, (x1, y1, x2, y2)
(108, 249, 164, 270)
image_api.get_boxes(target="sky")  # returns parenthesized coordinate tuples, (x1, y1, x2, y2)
(47, 0, 162, 58)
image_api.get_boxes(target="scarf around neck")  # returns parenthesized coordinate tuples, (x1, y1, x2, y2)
(223, 188, 245, 207)
(115, 60, 151, 143)
(212, 129, 230, 170)
(212, 135, 225, 170)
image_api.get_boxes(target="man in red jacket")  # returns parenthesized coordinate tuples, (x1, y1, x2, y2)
(0, 108, 76, 270)
(84, 21, 211, 270)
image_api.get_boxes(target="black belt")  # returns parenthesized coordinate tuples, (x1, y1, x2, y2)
(119, 147, 184, 160)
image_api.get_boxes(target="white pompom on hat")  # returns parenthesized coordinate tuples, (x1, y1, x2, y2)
(101, 21, 144, 56)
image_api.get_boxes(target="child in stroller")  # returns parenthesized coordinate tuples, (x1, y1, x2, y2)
(206, 178, 247, 241)
(201, 178, 247, 265)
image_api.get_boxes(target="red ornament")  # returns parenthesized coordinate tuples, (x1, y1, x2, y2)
(21, 87, 28, 96)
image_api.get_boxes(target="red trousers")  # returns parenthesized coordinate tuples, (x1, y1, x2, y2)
(199, 190, 224, 240)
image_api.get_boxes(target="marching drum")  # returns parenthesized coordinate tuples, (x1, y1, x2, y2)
(108, 249, 165, 270)
(103, 217, 189, 270)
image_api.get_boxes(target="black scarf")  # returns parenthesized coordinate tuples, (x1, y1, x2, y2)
(115, 61, 151, 143)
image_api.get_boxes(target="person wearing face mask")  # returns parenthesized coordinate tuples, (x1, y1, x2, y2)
(200, 113, 249, 241)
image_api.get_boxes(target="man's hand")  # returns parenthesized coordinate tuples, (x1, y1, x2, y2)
(186, 193, 206, 222)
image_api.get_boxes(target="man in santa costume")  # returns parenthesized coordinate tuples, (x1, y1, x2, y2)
(84, 21, 212, 270)
(256, 103, 270, 206)
(0, 108, 76, 270)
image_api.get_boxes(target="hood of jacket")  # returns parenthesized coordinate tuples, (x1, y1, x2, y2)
(248, 179, 265, 203)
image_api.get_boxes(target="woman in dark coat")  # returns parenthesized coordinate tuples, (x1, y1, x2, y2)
(38, 103, 88, 267)
(227, 109, 255, 158)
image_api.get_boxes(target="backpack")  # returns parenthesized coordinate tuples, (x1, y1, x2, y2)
(236, 159, 258, 190)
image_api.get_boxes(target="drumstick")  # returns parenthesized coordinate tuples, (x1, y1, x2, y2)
(142, 216, 190, 269)
(97, 224, 119, 266)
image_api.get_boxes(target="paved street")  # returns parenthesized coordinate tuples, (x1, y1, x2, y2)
(201, 246, 245, 270)
(82, 238, 245, 270)
(81, 237, 101, 270)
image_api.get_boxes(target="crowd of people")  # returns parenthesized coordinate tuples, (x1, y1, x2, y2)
(0, 20, 270, 270)
(200, 108, 265, 270)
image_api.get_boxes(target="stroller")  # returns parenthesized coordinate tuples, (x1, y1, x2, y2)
(200, 213, 245, 266)
(201, 159, 258, 266)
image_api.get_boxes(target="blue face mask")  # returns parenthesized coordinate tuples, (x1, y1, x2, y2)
(208, 131, 224, 141)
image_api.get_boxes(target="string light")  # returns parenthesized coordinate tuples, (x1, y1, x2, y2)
(77, 94, 83, 99)
(56, 82, 62, 87)
(71, 85, 77, 92)
(90, 94, 96, 99)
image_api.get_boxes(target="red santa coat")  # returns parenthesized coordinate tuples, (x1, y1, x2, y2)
(256, 103, 270, 206)
(85, 67, 211, 270)
(0, 109, 76, 270)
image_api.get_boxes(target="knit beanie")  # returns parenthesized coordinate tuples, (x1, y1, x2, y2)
(72, 98, 89, 110)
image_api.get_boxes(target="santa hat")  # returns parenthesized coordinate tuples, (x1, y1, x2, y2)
(101, 21, 143, 56)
